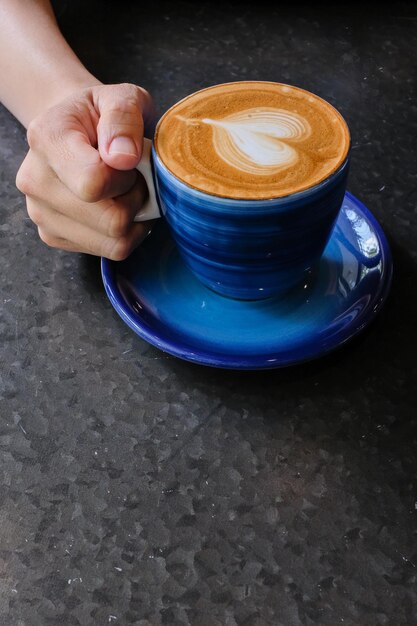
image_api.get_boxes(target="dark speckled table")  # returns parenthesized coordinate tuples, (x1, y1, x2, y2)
(1, 1, 417, 624)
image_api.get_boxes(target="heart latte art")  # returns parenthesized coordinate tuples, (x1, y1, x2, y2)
(201, 108, 311, 175)
(155, 82, 350, 199)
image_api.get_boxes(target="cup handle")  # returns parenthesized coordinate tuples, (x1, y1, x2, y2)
(134, 138, 161, 222)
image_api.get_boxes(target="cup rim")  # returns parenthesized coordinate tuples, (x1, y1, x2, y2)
(152, 144, 350, 207)
(153, 80, 351, 202)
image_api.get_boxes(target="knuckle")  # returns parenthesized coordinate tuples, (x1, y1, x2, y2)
(26, 116, 44, 150)
(76, 171, 107, 203)
(122, 95, 141, 115)
(28, 109, 72, 158)
(118, 83, 141, 102)
(38, 227, 58, 249)
(26, 200, 44, 227)
(108, 85, 142, 119)
(15, 161, 35, 196)
(104, 203, 131, 238)
(106, 237, 133, 262)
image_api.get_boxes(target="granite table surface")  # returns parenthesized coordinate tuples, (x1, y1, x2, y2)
(1, 1, 417, 625)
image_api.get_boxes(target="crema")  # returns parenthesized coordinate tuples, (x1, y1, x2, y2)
(154, 82, 350, 199)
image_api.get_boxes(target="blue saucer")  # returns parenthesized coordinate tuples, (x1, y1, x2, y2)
(101, 192, 392, 369)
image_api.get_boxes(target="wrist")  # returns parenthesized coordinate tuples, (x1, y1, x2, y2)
(32, 69, 102, 122)
(0, 0, 103, 127)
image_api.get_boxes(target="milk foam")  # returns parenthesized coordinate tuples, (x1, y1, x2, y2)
(200, 108, 311, 175)
(155, 82, 350, 199)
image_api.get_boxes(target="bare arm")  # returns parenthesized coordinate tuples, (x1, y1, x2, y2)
(0, 0, 154, 260)
(0, 0, 100, 127)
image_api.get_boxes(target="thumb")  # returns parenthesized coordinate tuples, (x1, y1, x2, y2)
(96, 84, 152, 171)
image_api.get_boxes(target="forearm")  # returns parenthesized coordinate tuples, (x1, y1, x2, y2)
(0, 0, 101, 127)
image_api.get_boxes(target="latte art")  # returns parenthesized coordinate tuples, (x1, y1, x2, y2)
(200, 108, 311, 175)
(155, 82, 350, 199)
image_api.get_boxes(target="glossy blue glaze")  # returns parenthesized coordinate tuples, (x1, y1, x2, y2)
(153, 146, 350, 300)
(101, 193, 392, 370)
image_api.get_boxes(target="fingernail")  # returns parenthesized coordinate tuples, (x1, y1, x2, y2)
(109, 136, 137, 156)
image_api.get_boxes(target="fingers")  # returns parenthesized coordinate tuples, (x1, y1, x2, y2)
(17, 151, 147, 237)
(16, 82, 156, 259)
(27, 110, 138, 202)
(95, 84, 154, 171)
(26, 83, 154, 198)
(17, 151, 152, 259)
(34, 204, 152, 260)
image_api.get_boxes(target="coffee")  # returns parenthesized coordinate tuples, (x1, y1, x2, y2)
(155, 81, 350, 200)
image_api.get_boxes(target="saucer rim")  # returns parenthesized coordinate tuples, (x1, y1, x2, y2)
(101, 192, 393, 370)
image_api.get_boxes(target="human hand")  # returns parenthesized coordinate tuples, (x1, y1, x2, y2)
(16, 83, 155, 260)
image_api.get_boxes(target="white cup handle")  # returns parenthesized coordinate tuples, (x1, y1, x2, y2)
(134, 138, 161, 222)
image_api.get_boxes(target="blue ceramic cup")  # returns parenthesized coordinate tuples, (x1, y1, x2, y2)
(136, 97, 350, 300)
